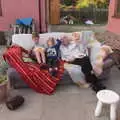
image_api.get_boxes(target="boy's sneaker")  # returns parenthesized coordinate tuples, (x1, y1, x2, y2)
(40, 64, 48, 69)
(91, 82, 106, 93)
(85, 73, 106, 93)
(50, 70, 57, 77)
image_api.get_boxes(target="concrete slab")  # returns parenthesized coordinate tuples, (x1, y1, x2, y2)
(0, 67, 120, 120)
(0, 89, 43, 120)
(0, 45, 120, 120)
(50, 25, 106, 33)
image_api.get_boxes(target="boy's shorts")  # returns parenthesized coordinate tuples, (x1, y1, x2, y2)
(47, 58, 58, 68)
(34, 47, 44, 52)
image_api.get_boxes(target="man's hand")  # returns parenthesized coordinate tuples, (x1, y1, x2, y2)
(59, 36, 64, 42)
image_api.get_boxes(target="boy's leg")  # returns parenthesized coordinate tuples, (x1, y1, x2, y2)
(34, 50, 42, 64)
(52, 59, 58, 70)
(40, 49, 46, 63)
(50, 59, 58, 76)
(47, 58, 52, 67)
(47, 58, 53, 71)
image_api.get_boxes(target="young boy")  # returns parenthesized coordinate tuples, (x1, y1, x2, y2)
(46, 37, 61, 76)
(32, 32, 46, 66)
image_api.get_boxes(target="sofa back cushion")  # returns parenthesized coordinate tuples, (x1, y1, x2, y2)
(12, 32, 69, 50)
(12, 34, 34, 50)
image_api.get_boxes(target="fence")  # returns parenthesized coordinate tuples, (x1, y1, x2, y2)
(60, 8, 108, 24)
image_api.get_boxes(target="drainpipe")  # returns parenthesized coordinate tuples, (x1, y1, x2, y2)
(45, 0, 48, 32)
(38, 0, 42, 33)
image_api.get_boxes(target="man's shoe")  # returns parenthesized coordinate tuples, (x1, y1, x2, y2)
(91, 82, 106, 93)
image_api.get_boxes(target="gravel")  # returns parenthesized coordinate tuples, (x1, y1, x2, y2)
(95, 31, 120, 50)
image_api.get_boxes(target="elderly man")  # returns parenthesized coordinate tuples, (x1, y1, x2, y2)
(60, 35, 106, 92)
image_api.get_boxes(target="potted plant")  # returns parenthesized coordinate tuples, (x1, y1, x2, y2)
(0, 75, 8, 101)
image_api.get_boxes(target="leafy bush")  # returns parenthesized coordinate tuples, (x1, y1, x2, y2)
(63, 0, 73, 6)
(0, 75, 7, 84)
(0, 60, 9, 75)
(60, 0, 109, 10)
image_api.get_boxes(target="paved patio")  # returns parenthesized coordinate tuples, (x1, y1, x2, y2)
(50, 25, 106, 33)
(1, 25, 120, 120)
(0, 66, 120, 120)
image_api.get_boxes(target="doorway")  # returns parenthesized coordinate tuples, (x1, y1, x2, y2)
(49, 0, 60, 24)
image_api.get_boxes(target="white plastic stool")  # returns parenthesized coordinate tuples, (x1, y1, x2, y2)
(95, 90, 120, 120)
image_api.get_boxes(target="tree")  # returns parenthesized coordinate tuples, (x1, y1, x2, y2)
(62, 0, 73, 6)
(60, 0, 109, 10)
(76, 0, 109, 9)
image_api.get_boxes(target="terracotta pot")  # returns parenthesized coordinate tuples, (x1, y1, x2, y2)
(0, 80, 8, 102)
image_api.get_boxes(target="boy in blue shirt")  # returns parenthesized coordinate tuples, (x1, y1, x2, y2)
(46, 37, 61, 76)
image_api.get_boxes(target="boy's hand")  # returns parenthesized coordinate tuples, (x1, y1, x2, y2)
(28, 50, 32, 54)
(59, 36, 63, 41)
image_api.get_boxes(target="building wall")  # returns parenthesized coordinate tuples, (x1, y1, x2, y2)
(0, 0, 47, 32)
(107, 0, 120, 34)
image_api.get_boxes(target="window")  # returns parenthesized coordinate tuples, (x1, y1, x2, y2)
(115, 0, 120, 17)
(0, 0, 2, 16)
